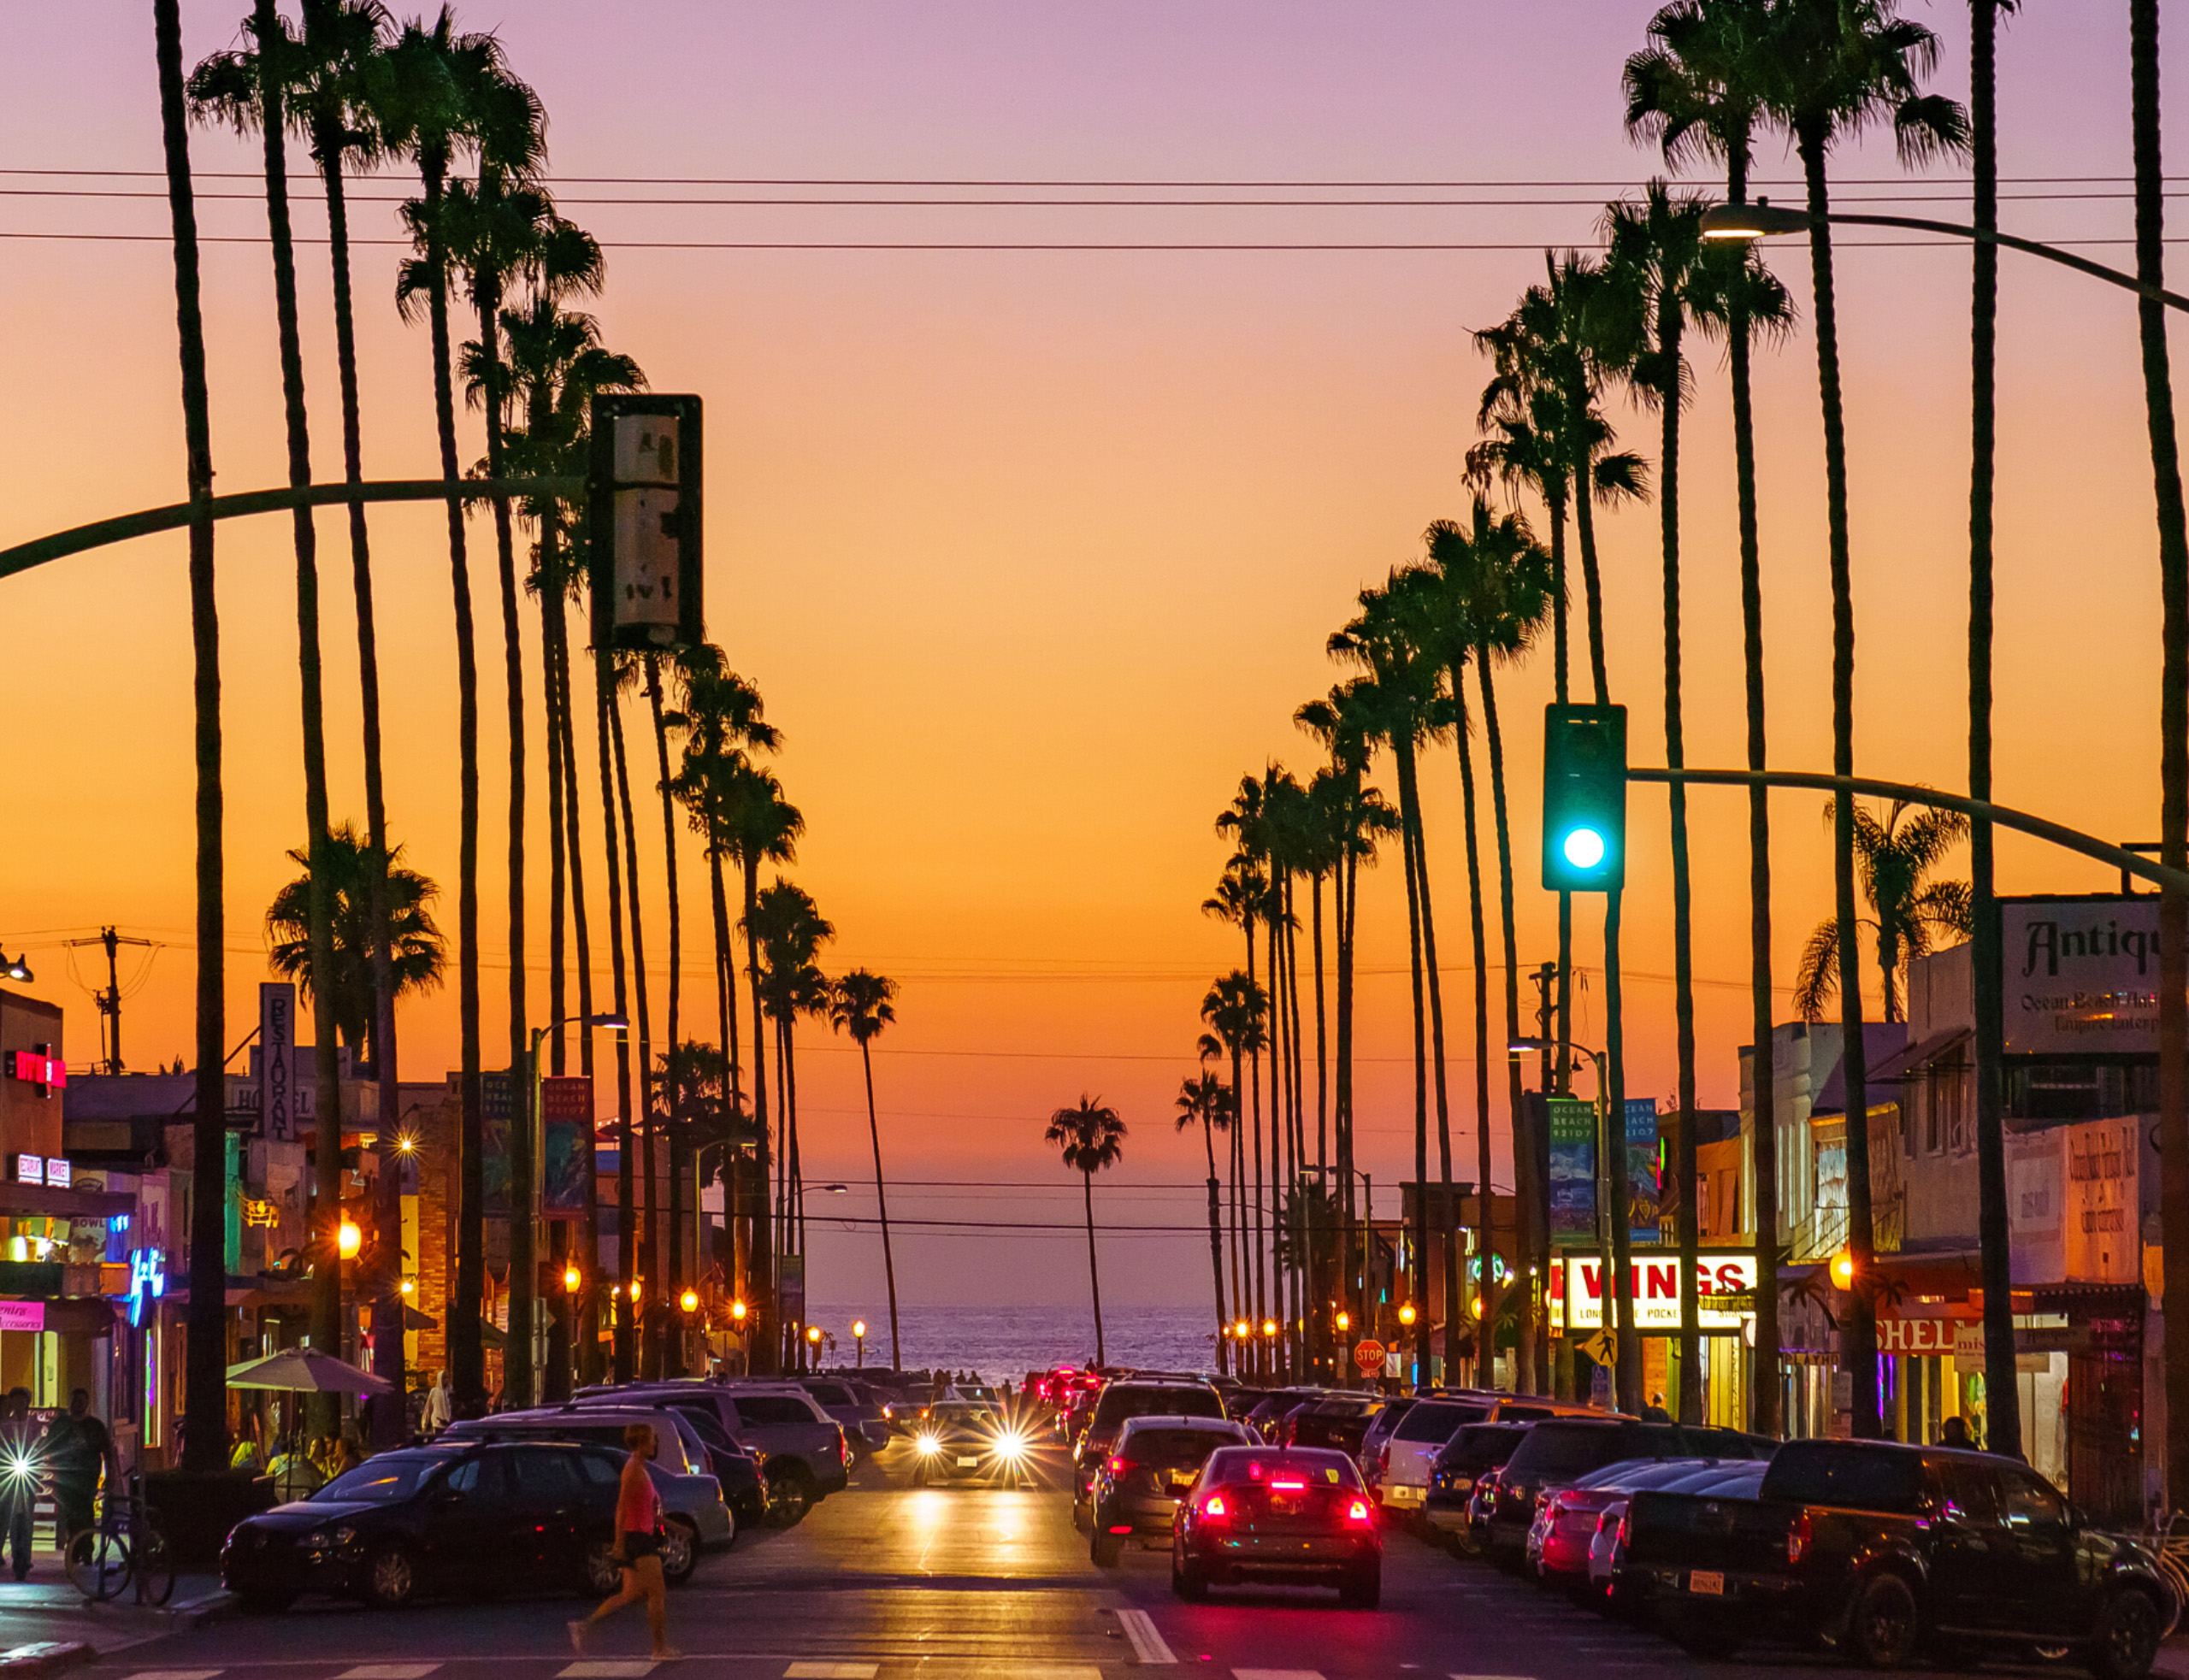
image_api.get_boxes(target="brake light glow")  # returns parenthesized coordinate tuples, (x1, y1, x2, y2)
(1201, 1493, 1228, 1519)
(1346, 1499, 1372, 1524)
(1615, 1512, 1631, 1547)
(1107, 1456, 1134, 1475)
(1272, 1477, 1307, 1492)
(1788, 1510, 1813, 1565)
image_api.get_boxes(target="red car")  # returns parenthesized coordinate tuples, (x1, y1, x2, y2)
(1171, 1446, 1381, 1609)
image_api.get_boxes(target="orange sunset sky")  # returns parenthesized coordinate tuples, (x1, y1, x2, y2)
(0, 3, 2175, 1307)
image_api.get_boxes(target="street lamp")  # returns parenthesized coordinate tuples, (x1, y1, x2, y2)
(680, 1287, 699, 1314)
(730, 1298, 747, 1325)
(0, 950, 31, 984)
(853, 1319, 867, 1369)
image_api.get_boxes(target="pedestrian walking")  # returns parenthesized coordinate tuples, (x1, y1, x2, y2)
(569, 1424, 678, 1661)
(0, 1389, 37, 1580)
(44, 1390, 110, 1553)
(422, 1369, 453, 1434)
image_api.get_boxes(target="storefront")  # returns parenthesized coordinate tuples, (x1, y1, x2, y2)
(1555, 1250, 1757, 1422)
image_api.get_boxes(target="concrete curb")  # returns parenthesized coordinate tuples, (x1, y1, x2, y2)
(164, 1590, 236, 1627)
(0, 1642, 95, 1680)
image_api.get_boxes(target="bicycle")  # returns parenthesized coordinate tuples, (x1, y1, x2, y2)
(2141, 1508, 2189, 1638)
(64, 1472, 173, 1606)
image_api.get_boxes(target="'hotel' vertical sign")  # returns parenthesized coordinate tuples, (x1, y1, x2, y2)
(259, 982, 296, 1141)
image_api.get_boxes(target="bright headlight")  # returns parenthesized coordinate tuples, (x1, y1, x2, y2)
(916, 1434, 941, 1456)
(994, 1431, 1031, 1460)
(4, 1454, 35, 1481)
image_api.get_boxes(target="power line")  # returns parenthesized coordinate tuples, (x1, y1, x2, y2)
(3, 168, 2181, 186)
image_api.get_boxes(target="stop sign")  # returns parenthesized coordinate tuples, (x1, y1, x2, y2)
(1353, 1339, 1386, 1374)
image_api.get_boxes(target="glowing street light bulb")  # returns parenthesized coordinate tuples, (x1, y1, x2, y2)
(563, 1264, 582, 1293)
(337, 1220, 362, 1259)
(730, 1299, 747, 1323)
(1234, 1318, 1251, 1340)
(398, 1277, 416, 1296)
(1261, 1319, 1278, 1339)
(680, 1288, 699, 1313)
(1832, 1250, 1856, 1288)
(1335, 1311, 1350, 1333)
(805, 1325, 822, 1345)
(853, 1319, 867, 1339)
(1398, 1301, 1418, 1328)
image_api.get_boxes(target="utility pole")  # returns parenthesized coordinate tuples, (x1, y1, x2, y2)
(66, 928, 156, 1074)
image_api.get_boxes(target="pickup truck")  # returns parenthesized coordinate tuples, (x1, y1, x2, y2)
(1620, 1437, 2168, 1678)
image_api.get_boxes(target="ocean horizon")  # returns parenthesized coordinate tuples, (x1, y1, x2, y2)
(807, 1300, 1221, 1384)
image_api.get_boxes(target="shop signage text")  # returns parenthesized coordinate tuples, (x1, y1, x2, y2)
(2001, 896, 2161, 1055)
(4, 1051, 64, 1095)
(126, 1247, 164, 1328)
(0, 1302, 44, 1333)
(10, 1155, 69, 1188)
(1561, 1254, 1756, 1330)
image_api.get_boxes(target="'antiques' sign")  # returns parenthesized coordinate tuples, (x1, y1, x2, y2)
(2001, 895, 2161, 1055)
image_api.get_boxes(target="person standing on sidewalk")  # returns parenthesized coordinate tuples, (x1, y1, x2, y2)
(569, 1424, 677, 1660)
(0, 1390, 38, 1580)
(44, 1390, 110, 1553)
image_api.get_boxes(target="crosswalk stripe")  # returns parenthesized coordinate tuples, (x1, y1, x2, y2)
(1115, 1608, 1175, 1666)
(558, 1665, 656, 1679)
(122, 1671, 221, 1680)
(785, 1668, 879, 1680)
(1233, 1671, 1325, 1680)
(339, 1667, 440, 1680)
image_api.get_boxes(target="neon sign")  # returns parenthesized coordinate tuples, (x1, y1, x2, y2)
(127, 1247, 165, 1329)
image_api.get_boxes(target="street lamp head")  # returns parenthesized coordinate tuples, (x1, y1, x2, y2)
(0, 952, 31, 983)
(1398, 1301, 1418, 1327)
(730, 1299, 747, 1322)
(853, 1319, 867, 1338)
(1261, 1318, 1278, 1339)
(1700, 197, 1810, 241)
(1335, 1311, 1350, 1332)
(823, 1183, 849, 1194)
(399, 1276, 416, 1296)
(1234, 1318, 1251, 1339)
(586, 1013, 630, 1033)
(680, 1288, 699, 1313)
(1831, 1249, 1856, 1288)
(396, 1133, 417, 1155)
(337, 1219, 362, 1259)
(805, 1325, 823, 1344)
(1508, 1038, 1543, 1056)
(563, 1264, 582, 1293)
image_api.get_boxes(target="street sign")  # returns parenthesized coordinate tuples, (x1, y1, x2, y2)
(1577, 1329, 1616, 1366)
(589, 393, 704, 651)
(1352, 1338, 1386, 1374)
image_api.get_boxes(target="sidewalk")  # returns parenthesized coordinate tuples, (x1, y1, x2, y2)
(2159, 1637, 2189, 1680)
(0, 1541, 233, 1663)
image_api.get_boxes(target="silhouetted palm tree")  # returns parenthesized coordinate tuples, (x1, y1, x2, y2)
(1201, 971, 1267, 1373)
(1793, 800, 1973, 1027)
(1757, 0, 1965, 1438)
(156, 0, 231, 1471)
(752, 878, 832, 1365)
(266, 824, 445, 1068)
(829, 970, 901, 1372)
(1176, 1066, 1233, 1374)
(1046, 1097, 1128, 1365)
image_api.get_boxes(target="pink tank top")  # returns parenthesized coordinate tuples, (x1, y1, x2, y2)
(617, 1458, 658, 1533)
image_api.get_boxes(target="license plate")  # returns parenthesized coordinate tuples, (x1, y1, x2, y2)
(1170, 1473, 1194, 1489)
(957, 1456, 978, 1468)
(1690, 1570, 1725, 1596)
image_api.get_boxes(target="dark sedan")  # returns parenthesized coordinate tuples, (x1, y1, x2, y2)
(1285, 1395, 1384, 1455)
(912, 1400, 1039, 1486)
(1089, 1415, 1254, 1565)
(1171, 1446, 1381, 1609)
(221, 1441, 625, 1612)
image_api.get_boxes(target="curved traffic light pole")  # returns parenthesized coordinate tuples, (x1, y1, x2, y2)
(0, 475, 587, 582)
(1626, 765, 2189, 895)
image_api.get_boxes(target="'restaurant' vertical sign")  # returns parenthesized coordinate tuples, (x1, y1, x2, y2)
(259, 982, 296, 1141)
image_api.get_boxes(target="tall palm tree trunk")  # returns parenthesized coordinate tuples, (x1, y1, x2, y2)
(1656, 302, 1703, 1425)
(1338, 822, 1360, 1368)
(1798, 119, 1879, 1440)
(610, 696, 659, 1376)
(1395, 746, 1431, 1383)
(159, 0, 229, 1473)
(859, 1039, 902, 1372)
(2131, 0, 2189, 1500)
(1082, 1169, 1106, 1365)
(1229, 1050, 1245, 1343)
(316, 105, 404, 1435)
(1268, 911, 1288, 1380)
(1311, 869, 1329, 1378)
(1202, 1111, 1228, 1376)
(593, 645, 635, 1381)
(1455, 699, 1494, 1387)
(1405, 757, 1459, 1385)
(741, 855, 776, 1373)
(644, 663, 683, 1337)
(1723, 133, 1779, 1437)
(546, 594, 567, 1082)
(1572, 480, 1612, 707)
(250, 5, 344, 1432)
(1285, 884, 1307, 1376)
(552, 579, 600, 1378)
(1477, 655, 1534, 1392)
(1605, 889, 1639, 1412)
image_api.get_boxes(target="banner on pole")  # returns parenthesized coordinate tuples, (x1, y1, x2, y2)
(1626, 1098, 1661, 1243)
(1548, 1097, 1596, 1247)
(481, 1070, 514, 1216)
(541, 1076, 593, 1216)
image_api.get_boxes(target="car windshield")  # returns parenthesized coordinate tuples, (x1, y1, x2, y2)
(1437, 1425, 1525, 1471)
(1096, 1386, 1223, 1427)
(1120, 1427, 1238, 1468)
(1504, 1424, 1626, 1477)
(1204, 1448, 1363, 1489)
(1759, 1441, 1928, 1513)
(931, 1403, 999, 1427)
(1393, 1400, 1487, 1442)
(313, 1453, 444, 1504)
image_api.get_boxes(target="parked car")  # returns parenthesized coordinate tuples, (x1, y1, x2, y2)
(580, 1382, 851, 1521)
(1088, 1415, 1254, 1566)
(440, 1405, 733, 1578)
(1357, 1395, 1415, 1494)
(1525, 1457, 1721, 1585)
(221, 1440, 631, 1612)
(1621, 1437, 2169, 1677)
(1285, 1395, 1384, 1455)
(1425, 1422, 1530, 1550)
(1377, 1397, 1486, 1513)
(800, 1376, 891, 1455)
(1071, 1379, 1228, 1526)
(1171, 1446, 1382, 1608)
(1586, 1459, 1764, 1606)
(1470, 1417, 1769, 1564)
(1243, 1388, 1326, 1443)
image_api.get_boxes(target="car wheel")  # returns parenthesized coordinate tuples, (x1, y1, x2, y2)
(581, 1537, 623, 1595)
(659, 1519, 698, 1586)
(1171, 1554, 1207, 1603)
(2091, 1588, 2163, 1680)
(1847, 1571, 1921, 1670)
(720, 1500, 738, 1550)
(1338, 1565, 1381, 1610)
(363, 1542, 418, 1609)
(1091, 1530, 1124, 1568)
(768, 1470, 812, 1525)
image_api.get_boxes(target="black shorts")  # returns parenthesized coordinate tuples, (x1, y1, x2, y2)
(620, 1530, 658, 1561)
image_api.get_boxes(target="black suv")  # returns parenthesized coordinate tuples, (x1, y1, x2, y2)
(1071, 1379, 1226, 1526)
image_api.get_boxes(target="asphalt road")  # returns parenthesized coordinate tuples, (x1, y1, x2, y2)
(68, 1439, 1956, 1680)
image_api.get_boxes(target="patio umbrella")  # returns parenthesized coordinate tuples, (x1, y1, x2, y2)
(225, 1347, 392, 1395)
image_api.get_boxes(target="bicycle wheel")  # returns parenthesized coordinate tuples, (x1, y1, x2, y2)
(133, 1523, 174, 1606)
(66, 1527, 130, 1602)
(2157, 1554, 2188, 1639)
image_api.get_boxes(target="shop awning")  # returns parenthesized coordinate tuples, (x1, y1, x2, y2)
(1869, 1029, 1972, 1084)
(0, 1182, 133, 1222)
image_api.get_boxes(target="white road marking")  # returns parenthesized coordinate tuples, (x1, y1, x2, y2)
(559, 1665, 656, 1679)
(1116, 1609, 1176, 1666)
(785, 1668, 879, 1680)
(1449, 1674, 1541, 1680)
(1232, 1671, 1325, 1680)
(124, 1672, 221, 1680)
(339, 1668, 440, 1680)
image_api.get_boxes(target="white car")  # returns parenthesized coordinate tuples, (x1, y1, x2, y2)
(1377, 1399, 1484, 1511)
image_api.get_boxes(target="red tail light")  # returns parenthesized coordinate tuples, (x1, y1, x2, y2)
(1107, 1456, 1135, 1475)
(1615, 1512, 1631, 1547)
(1200, 1493, 1229, 1520)
(1788, 1510, 1813, 1565)
(1272, 1477, 1307, 1492)
(1346, 1498, 1373, 1524)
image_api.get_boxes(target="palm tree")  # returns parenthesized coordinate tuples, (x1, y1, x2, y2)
(1426, 500, 1554, 1389)
(188, 3, 348, 1421)
(379, 4, 508, 1412)
(829, 970, 902, 1372)
(1624, 0, 1796, 1433)
(265, 824, 446, 1064)
(752, 879, 832, 1364)
(1201, 971, 1266, 1369)
(2128, 0, 2189, 1500)
(156, 0, 230, 1472)
(1793, 800, 1974, 1027)
(1757, 0, 1966, 1440)
(1176, 1066, 1233, 1375)
(1046, 1097, 1128, 1365)
(642, 656, 687, 1324)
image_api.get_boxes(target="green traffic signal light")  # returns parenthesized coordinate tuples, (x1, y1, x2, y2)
(1542, 703, 1626, 892)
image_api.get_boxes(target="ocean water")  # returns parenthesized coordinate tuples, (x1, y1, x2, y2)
(807, 1301, 1219, 1384)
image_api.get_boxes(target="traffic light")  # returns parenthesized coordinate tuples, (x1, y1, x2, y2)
(1542, 703, 1626, 892)
(589, 393, 704, 651)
